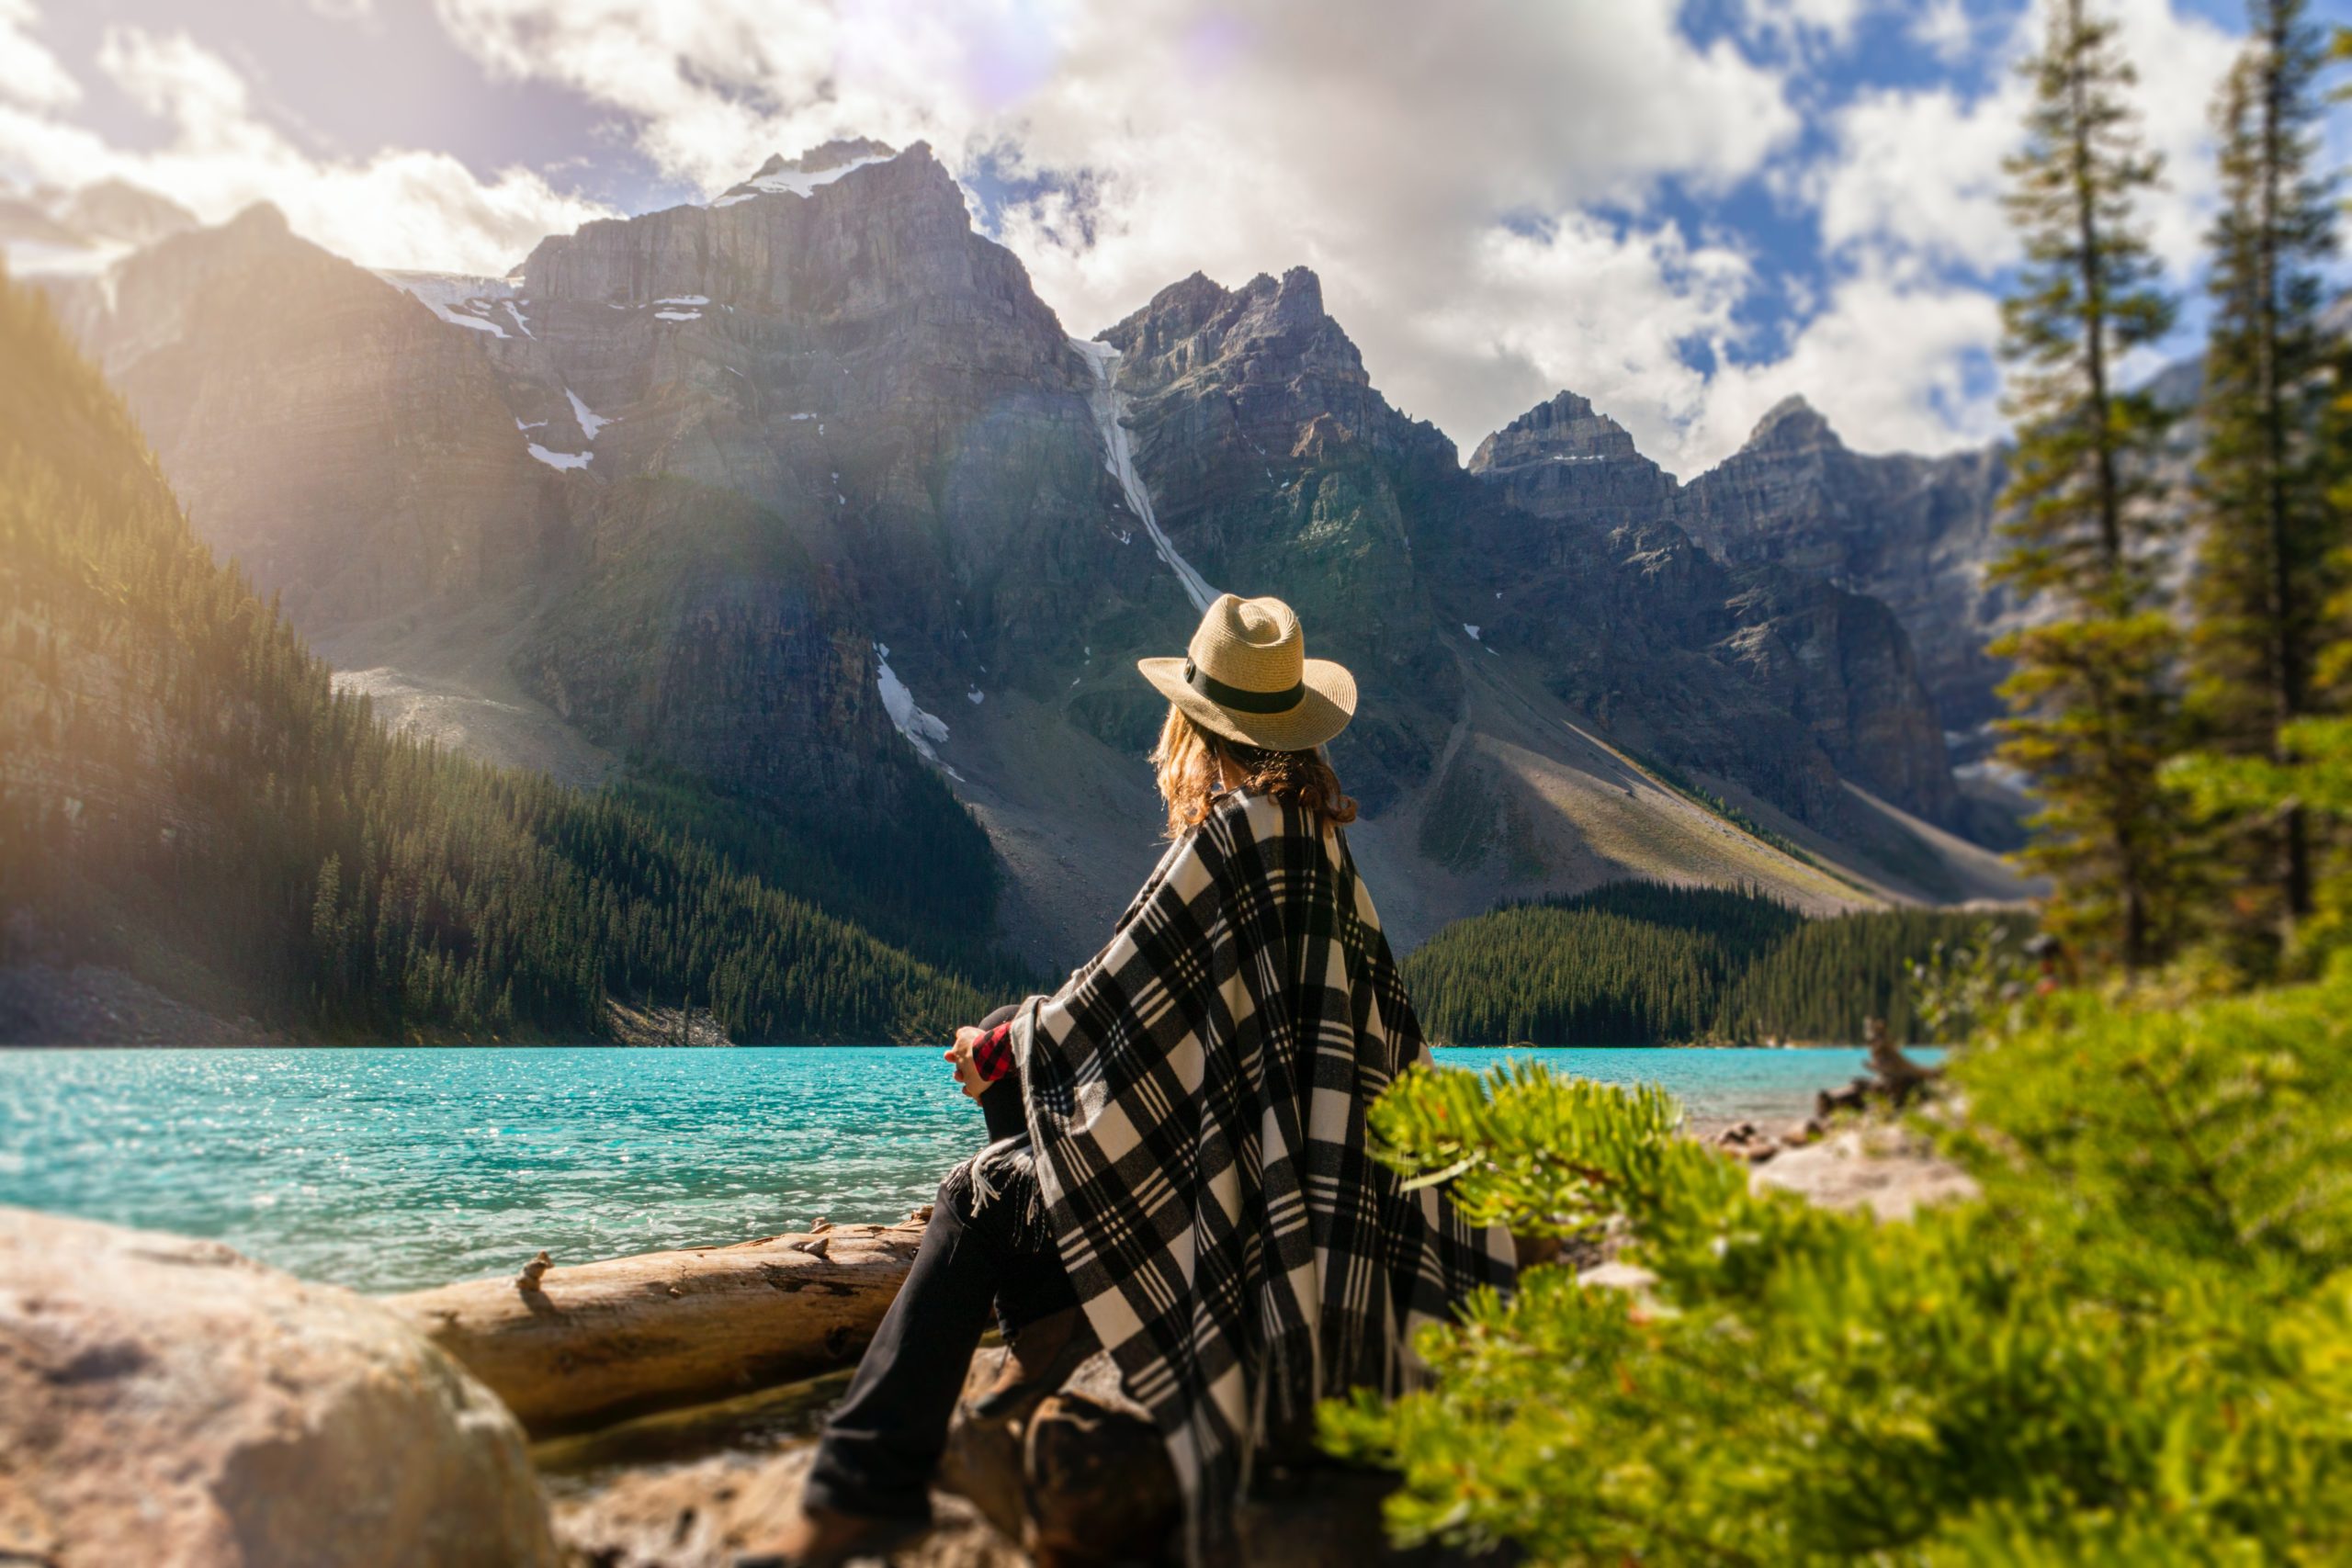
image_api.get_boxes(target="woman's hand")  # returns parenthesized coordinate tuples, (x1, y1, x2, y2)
(944, 1026, 989, 1100)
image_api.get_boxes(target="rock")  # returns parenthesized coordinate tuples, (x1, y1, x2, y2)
(551, 1445, 1024, 1568)
(0, 960, 284, 1045)
(0, 1204, 557, 1568)
(943, 1347, 1180, 1565)
(938, 1342, 1500, 1567)
(1752, 1124, 1979, 1223)
(550, 1324, 1507, 1568)
(1575, 1259, 1661, 1294)
(1708, 1119, 1789, 1164)
(386, 1222, 925, 1436)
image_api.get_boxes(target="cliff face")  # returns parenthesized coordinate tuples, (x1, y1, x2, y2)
(1464, 392, 1959, 825)
(1673, 396, 2014, 733)
(53, 206, 562, 628)
(480, 141, 1131, 805)
(513, 480, 899, 805)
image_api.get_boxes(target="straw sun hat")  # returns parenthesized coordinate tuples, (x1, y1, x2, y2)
(1137, 593, 1357, 752)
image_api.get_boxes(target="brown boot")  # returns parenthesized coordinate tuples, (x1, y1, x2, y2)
(968, 1306, 1097, 1418)
(733, 1501, 924, 1568)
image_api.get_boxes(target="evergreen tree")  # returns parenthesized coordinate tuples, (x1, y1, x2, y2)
(1402, 881, 2008, 1046)
(1992, 0, 2187, 971)
(2189, 0, 2342, 962)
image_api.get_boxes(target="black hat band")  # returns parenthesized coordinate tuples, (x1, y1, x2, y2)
(1184, 657, 1305, 715)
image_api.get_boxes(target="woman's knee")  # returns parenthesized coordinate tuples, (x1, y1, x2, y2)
(933, 1170, 978, 1228)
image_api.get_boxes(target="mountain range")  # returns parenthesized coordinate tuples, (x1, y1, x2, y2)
(16, 139, 2030, 972)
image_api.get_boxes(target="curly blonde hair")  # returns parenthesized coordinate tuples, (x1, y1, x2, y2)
(1149, 704, 1358, 840)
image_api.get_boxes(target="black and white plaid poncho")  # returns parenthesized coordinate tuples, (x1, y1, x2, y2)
(1003, 788, 1518, 1551)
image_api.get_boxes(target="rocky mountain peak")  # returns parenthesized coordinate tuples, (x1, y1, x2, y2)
(705, 138, 915, 211)
(1744, 394, 1840, 454)
(1107, 264, 1371, 398)
(57, 179, 197, 248)
(519, 136, 1019, 318)
(1259, 265, 1327, 326)
(1467, 389, 1645, 474)
(226, 202, 292, 239)
(743, 136, 900, 184)
(1466, 387, 1674, 532)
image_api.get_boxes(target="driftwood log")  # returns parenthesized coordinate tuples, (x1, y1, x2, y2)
(383, 1222, 925, 1436)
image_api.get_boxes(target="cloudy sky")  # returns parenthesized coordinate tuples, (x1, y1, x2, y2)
(5, 0, 2348, 476)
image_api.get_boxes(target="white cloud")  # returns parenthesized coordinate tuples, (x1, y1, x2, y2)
(1750, 0, 2242, 470)
(1403, 214, 1755, 479)
(2, 19, 613, 275)
(1813, 73, 2029, 274)
(1739, 0, 1879, 51)
(1813, 0, 2233, 279)
(0, 0, 2298, 479)
(1909, 0, 1980, 64)
(1700, 262, 2008, 464)
(430, 0, 1808, 469)
(0, 0, 78, 111)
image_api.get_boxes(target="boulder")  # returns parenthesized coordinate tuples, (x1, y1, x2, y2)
(0, 1204, 557, 1568)
(1752, 1124, 1979, 1222)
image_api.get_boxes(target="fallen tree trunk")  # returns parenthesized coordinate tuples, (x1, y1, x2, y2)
(383, 1222, 925, 1436)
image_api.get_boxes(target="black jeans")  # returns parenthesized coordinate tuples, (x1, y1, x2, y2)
(802, 1007, 1077, 1521)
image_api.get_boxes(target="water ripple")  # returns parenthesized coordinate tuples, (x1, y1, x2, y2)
(0, 1044, 1898, 1293)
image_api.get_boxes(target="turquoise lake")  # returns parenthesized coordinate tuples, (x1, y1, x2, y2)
(0, 1046, 1905, 1293)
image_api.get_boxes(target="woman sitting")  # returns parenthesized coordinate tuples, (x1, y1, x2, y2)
(749, 593, 1517, 1567)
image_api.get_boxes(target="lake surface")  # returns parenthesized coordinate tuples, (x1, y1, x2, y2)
(0, 1045, 1904, 1293)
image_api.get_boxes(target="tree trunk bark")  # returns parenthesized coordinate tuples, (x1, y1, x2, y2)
(382, 1222, 926, 1436)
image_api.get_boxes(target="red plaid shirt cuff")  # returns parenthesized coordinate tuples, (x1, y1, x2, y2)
(971, 1021, 1015, 1084)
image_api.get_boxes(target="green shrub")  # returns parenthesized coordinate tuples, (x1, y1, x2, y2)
(1325, 974, 2352, 1563)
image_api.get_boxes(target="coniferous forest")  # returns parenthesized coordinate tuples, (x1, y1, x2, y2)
(0, 274, 1002, 1043)
(1403, 882, 2007, 1045)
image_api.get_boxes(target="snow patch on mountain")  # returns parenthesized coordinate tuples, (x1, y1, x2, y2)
(374, 269, 519, 337)
(526, 444, 592, 471)
(1072, 337, 1219, 613)
(712, 149, 896, 208)
(565, 389, 610, 442)
(436, 309, 506, 336)
(874, 643, 957, 777)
